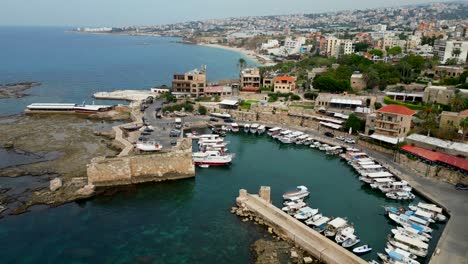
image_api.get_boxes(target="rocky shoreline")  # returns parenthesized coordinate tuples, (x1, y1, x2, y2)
(231, 206, 321, 264)
(0, 82, 41, 99)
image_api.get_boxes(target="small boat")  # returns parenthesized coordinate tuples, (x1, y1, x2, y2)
(391, 228, 429, 242)
(192, 150, 234, 166)
(324, 217, 348, 237)
(409, 202, 446, 222)
(353, 245, 372, 254)
(386, 191, 415, 200)
(386, 250, 421, 264)
(368, 260, 379, 264)
(397, 226, 431, 239)
(243, 124, 250, 133)
(198, 164, 210, 168)
(281, 200, 307, 212)
(305, 213, 323, 225)
(267, 127, 281, 136)
(342, 234, 360, 248)
(294, 207, 318, 220)
(257, 125, 266, 135)
(283, 186, 310, 200)
(378, 181, 412, 193)
(136, 141, 163, 152)
(230, 123, 239, 132)
(313, 223, 328, 233)
(385, 244, 418, 259)
(335, 226, 355, 243)
(250, 124, 259, 134)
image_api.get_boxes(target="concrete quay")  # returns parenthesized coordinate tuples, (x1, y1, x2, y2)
(236, 187, 367, 264)
(94, 90, 155, 102)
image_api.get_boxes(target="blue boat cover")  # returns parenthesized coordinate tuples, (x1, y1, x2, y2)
(388, 251, 403, 261)
(400, 214, 409, 220)
(411, 224, 424, 233)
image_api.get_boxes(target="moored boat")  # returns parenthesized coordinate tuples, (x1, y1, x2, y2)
(353, 245, 372, 254)
(192, 150, 234, 166)
(283, 186, 310, 200)
(294, 207, 318, 220)
(324, 217, 347, 237)
(257, 125, 266, 135)
(342, 234, 360, 248)
(267, 127, 281, 136)
(243, 124, 250, 133)
(230, 123, 239, 132)
(136, 141, 163, 152)
(386, 191, 415, 200)
(335, 226, 355, 243)
(250, 124, 259, 134)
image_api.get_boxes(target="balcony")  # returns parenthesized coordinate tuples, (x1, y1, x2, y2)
(375, 119, 400, 125)
(375, 126, 399, 133)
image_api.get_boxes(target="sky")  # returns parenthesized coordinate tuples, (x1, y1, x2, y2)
(0, 0, 457, 27)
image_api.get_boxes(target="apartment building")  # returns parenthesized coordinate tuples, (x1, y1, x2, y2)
(240, 68, 261, 88)
(323, 36, 340, 57)
(366, 104, 416, 140)
(434, 39, 468, 64)
(172, 66, 207, 98)
(273, 76, 296, 93)
(337, 40, 355, 57)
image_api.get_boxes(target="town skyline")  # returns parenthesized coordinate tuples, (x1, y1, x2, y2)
(0, 0, 461, 27)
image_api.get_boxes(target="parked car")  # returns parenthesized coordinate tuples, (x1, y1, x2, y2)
(141, 131, 151, 136)
(344, 138, 356, 144)
(335, 136, 345, 141)
(209, 118, 218, 122)
(224, 118, 234, 123)
(455, 183, 468, 190)
(324, 132, 334, 138)
(170, 140, 177, 146)
(169, 129, 181, 137)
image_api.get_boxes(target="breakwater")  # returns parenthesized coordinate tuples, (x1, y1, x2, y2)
(236, 187, 367, 264)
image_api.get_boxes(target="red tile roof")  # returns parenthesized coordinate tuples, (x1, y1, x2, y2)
(460, 109, 468, 116)
(378, 105, 416, 116)
(242, 86, 260, 92)
(401, 145, 468, 171)
(275, 76, 296, 82)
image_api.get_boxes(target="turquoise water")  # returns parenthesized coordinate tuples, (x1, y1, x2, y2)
(0, 132, 445, 263)
(0, 26, 256, 116)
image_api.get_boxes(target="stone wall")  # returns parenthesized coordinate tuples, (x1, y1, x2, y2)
(87, 139, 195, 186)
(358, 140, 395, 155)
(397, 154, 467, 185)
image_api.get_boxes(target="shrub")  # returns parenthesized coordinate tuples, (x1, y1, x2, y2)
(304, 92, 318, 100)
(198, 105, 207, 115)
(383, 96, 426, 110)
(290, 94, 301, 101)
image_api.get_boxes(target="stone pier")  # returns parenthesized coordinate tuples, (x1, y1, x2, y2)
(236, 187, 367, 264)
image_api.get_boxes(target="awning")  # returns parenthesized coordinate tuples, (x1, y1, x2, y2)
(219, 99, 239, 106)
(330, 98, 362, 106)
(369, 134, 404, 145)
(367, 171, 393, 178)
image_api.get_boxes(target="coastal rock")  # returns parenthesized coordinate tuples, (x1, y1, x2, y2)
(290, 250, 298, 259)
(75, 184, 95, 197)
(303, 257, 313, 263)
(49, 178, 62, 192)
(3, 142, 14, 149)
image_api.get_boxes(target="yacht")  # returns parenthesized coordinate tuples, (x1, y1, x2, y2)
(192, 151, 234, 166)
(243, 124, 250, 133)
(388, 213, 432, 233)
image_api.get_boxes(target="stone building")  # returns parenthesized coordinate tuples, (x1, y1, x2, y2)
(315, 93, 376, 114)
(273, 76, 296, 93)
(240, 68, 261, 89)
(350, 73, 366, 92)
(439, 110, 468, 134)
(366, 104, 416, 142)
(423, 86, 468, 105)
(434, 66, 465, 79)
(172, 66, 207, 98)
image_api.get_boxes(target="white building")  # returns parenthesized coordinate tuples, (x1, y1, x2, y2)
(336, 40, 354, 57)
(372, 24, 387, 32)
(260, 39, 279, 51)
(434, 39, 468, 64)
(267, 37, 305, 57)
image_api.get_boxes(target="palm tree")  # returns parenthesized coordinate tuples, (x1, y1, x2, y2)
(460, 117, 468, 142)
(452, 48, 461, 57)
(238, 58, 247, 71)
(450, 91, 466, 112)
(420, 106, 438, 136)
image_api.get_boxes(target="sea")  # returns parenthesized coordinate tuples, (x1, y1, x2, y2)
(0, 27, 444, 264)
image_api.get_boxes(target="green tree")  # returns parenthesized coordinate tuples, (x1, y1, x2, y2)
(450, 91, 467, 112)
(364, 69, 380, 89)
(238, 58, 247, 70)
(388, 46, 403, 56)
(368, 49, 384, 57)
(198, 105, 207, 115)
(445, 58, 458, 65)
(452, 48, 461, 57)
(344, 114, 365, 133)
(419, 106, 438, 136)
(459, 71, 468, 84)
(312, 75, 350, 92)
(460, 117, 468, 141)
(354, 42, 369, 52)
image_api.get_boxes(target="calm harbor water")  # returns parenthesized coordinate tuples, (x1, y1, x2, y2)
(0, 27, 445, 263)
(0, 132, 445, 263)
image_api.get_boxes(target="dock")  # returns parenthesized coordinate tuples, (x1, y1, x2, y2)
(236, 187, 367, 264)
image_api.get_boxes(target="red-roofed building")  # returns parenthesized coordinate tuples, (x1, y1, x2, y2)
(241, 86, 260, 93)
(273, 76, 296, 93)
(401, 145, 468, 172)
(370, 104, 416, 138)
(204, 86, 232, 96)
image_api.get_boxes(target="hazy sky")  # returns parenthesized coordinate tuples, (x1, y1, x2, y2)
(0, 0, 456, 27)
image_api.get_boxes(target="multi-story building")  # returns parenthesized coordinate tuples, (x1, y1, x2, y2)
(240, 68, 261, 89)
(366, 104, 416, 140)
(439, 110, 468, 134)
(405, 35, 421, 50)
(273, 76, 296, 93)
(423, 86, 468, 105)
(372, 24, 387, 32)
(323, 36, 340, 57)
(434, 39, 468, 64)
(262, 73, 277, 88)
(336, 40, 355, 57)
(315, 93, 376, 114)
(172, 66, 206, 97)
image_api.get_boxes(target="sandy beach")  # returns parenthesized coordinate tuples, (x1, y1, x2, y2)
(197, 43, 267, 66)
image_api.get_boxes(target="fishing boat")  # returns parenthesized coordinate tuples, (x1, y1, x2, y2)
(294, 207, 319, 220)
(353, 245, 372, 254)
(370, 178, 395, 189)
(342, 234, 360, 248)
(324, 217, 348, 237)
(385, 250, 421, 264)
(379, 181, 412, 193)
(386, 191, 415, 200)
(388, 234, 429, 257)
(267, 127, 282, 136)
(243, 124, 250, 133)
(397, 226, 431, 239)
(306, 215, 330, 227)
(305, 213, 323, 225)
(335, 226, 355, 243)
(391, 228, 430, 242)
(388, 213, 432, 233)
(294, 134, 309, 144)
(230, 123, 239, 132)
(283, 186, 310, 200)
(303, 137, 314, 146)
(281, 200, 307, 212)
(257, 125, 266, 135)
(408, 202, 446, 222)
(385, 243, 419, 259)
(192, 151, 234, 166)
(250, 124, 259, 134)
(326, 146, 343, 155)
(136, 141, 163, 152)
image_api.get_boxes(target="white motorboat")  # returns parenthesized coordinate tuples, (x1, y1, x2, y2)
(192, 151, 234, 166)
(303, 137, 314, 146)
(198, 164, 210, 168)
(384, 250, 421, 264)
(386, 191, 415, 200)
(306, 215, 330, 228)
(397, 226, 431, 239)
(370, 177, 395, 189)
(243, 124, 250, 133)
(305, 213, 323, 225)
(335, 226, 355, 243)
(267, 127, 282, 136)
(409, 202, 446, 222)
(353, 245, 372, 254)
(391, 228, 429, 242)
(385, 243, 418, 259)
(294, 135, 309, 144)
(250, 123, 259, 133)
(324, 217, 348, 237)
(342, 234, 360, 248)
(294, 207, 318, 220)
(283, 186, 310, 200)
(257, 125, 266, 135)
(281, 200, 307, 212)
(388, 234, 429, 257)
(388, 213, 432, 233)
(379, 181, 412, 193)
(230, 123, 239, 132)
(318, 144, 330, 151)
(136, 141, 163, 152)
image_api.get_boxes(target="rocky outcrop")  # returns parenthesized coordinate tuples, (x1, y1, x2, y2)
(0, 82, 41, 99)
(49, 178, 62, 192)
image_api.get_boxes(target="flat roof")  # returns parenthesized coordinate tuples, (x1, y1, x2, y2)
(330, 98, 362, 106)
(219, 99, 239, 106)
(319, 121, 342, 130)
(406, 134, 468, 154)
(370, 134, 404, 145)
(386, 92, 424, 97)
